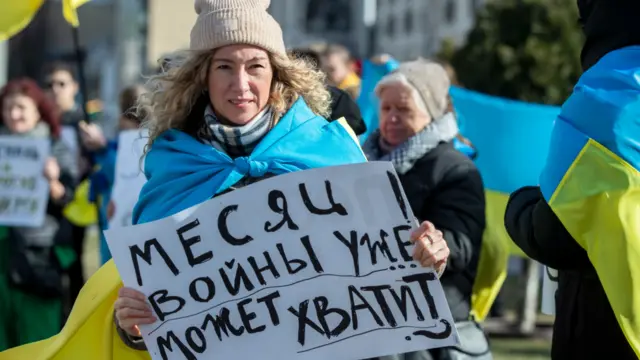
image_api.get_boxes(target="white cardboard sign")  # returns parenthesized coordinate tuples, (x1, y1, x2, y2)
(0, 137, 50, 227)
(109, 129, 148, 228)
(105, 162, 459, 360)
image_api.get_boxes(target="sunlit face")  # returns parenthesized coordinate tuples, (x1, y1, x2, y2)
(321, 53, 350, 86)
(378, 83, 431, 146)
(45, 70, 78, 112)
(2, 94, 41, 134)
(207, 45, 274, 125)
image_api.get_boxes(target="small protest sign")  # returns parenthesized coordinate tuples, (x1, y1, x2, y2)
(109, 129, 148, 228)
(541, 266, 558, 315)
(105, 162, 458, 360)
(60, 125, 79, 161)
(0, 136, 50, 227)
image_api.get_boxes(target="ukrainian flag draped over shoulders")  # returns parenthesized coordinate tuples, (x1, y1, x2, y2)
(539, 46, 640, 356)
(0, 98, 366, 359)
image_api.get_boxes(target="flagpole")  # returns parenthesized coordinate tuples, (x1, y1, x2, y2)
(71, 25, 90, 123)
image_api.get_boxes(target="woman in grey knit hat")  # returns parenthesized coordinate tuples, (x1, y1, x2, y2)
(111, 0, 452, 355)
(363, 59, 490, 360)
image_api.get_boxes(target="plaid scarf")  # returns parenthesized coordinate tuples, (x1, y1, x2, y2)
(204, 104, 274, 157)
(362, 112, 459, 174)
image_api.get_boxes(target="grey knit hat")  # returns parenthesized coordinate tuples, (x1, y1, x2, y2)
(379, 59, 451, 119)
(190, 0, 287, 57)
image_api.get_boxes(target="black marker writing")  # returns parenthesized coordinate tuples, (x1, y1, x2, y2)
(299, 180, 348, 216)
(189, 277, 216, 303)
(360, 229, 398, 266)
(264, 190, 299, 232)
(148, 290, 186, 322)
(386, 171, 410, 223)
(247, 251, 281, 286)
(130, 239, 179, 287)
(219, 260, 256, 296)
(178, 219, 213, 267)
(157, 331, 196, 360)
(218, 205, 254, 246)
(402, 272, 439, 320)
(348, 285, 384, 330)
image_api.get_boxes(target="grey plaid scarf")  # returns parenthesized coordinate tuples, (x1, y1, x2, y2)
(204, 104, 274, 158)
(362, 112, 459, 174)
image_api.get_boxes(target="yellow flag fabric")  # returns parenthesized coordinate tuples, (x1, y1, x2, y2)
(539, 46, 640, 356)
(0, 0, 44, 41)
(62, 0, 91, 27)
(470, 191, 525, 321)
(0, 261, 149, 360)
(63, 179, 98, 227)
(546, 141, 640, 356)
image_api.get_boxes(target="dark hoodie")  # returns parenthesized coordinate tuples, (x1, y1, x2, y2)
(578, 0, 640, 70)
(504, 1, 640, 359)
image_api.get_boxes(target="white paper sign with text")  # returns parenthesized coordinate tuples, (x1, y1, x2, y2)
(106, 162, 458, 360)
(0, 137, 50, 227)
(541, 267, 558, 315)
(109, 129, 148, 228)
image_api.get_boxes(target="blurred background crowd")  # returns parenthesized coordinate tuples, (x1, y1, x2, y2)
(0, 1, 588, 359)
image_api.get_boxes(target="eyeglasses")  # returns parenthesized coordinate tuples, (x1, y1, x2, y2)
(46, 80, 67, 89)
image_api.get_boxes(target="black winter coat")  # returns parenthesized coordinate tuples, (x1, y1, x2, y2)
(398, 142, 486, 321)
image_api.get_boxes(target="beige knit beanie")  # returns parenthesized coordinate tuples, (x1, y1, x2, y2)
(387, 59, 451, 119)
(190, 0, 287, 57)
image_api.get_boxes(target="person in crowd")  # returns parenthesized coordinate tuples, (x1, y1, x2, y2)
(87, 84, 146, 265)
(43, 62, 104, 308)
(362, 59, 490, 360)
(505, 0, 640, 358)
(290, 47, 367, 135)
(321, 44, 362, 99)
(111, 0, 451, 352)
(0, 79, 77, 350)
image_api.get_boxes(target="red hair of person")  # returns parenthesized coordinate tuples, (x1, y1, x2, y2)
(0, 78, 61, 137)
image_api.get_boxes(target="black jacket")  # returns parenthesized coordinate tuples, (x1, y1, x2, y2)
(327, 86, 366, 136)
(505, 187, 636, 359)
(399, 142, 486, 321)
(578, 0, 640, 71)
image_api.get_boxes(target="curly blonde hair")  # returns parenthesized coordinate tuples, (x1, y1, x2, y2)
(138, 48, 331, 145)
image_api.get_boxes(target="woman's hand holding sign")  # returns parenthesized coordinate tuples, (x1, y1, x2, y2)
(411, 221, 449, 277)
(114, 287, 156, 337)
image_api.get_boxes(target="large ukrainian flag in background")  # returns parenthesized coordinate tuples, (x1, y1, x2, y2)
(539, 46, 640, 356)
(450, 87, 559, 321)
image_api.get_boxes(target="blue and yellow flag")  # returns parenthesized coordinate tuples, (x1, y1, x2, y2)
(62, 0, 91, 27)
(450, 87, 559, 321)
(539, 46, 640, 356)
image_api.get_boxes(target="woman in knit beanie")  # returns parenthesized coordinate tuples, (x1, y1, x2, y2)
(112, 0, 451, 353)
(363, 59, 489, 360)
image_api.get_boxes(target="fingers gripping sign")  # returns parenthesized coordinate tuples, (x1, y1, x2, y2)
(410, 221, 449, 277)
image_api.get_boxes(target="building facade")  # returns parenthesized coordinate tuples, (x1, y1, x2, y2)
(270, 0, 484, 60)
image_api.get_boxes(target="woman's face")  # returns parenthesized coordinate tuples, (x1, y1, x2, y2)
(378, 83, 430, 146)
(2, 94, 41, 134)
(207, 45, 274, 125)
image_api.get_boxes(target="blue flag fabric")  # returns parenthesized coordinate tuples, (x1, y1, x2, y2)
(357, 59, 400, 144)
(132, 98, 367, 225)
